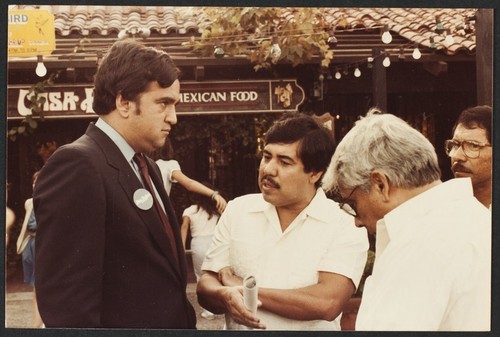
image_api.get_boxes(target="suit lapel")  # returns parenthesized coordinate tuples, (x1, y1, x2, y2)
(85, 124, 184, 283)
(147, 158, 188, 283)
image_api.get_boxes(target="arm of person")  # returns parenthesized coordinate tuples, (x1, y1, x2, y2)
(218, 267, 355, 322)
(180, 215, 190, 250)
(33, 146, 106, 327)
(171, 170, 228, 213)
(258, 271, 355, 321)
(197, 270, 266, 329)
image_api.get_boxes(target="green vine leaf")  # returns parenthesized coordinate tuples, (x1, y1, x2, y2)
(7, 71, 60, 141)
(184, 7, 334, 70)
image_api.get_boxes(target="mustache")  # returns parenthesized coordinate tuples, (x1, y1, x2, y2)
(261, 176, 280, 189)
(452, 162, 472, 174)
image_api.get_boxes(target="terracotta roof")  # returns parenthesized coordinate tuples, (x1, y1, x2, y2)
(10, 6, 477, 67)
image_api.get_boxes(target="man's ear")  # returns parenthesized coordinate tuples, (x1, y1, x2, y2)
(115, 93, 132, 118)
(370, 170, 391, 201)
(309, 171, 323, 186)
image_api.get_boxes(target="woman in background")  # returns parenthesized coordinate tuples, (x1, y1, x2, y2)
(16, 171, 43, 328)
(149, 139, 227, 214)
(181, 182, 223, 320)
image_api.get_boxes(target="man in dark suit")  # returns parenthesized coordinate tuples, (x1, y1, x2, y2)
(33, 39, 196, 328)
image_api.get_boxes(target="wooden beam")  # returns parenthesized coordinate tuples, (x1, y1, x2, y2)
(475, 9, 493, 106)
(372, 48, 387, 112)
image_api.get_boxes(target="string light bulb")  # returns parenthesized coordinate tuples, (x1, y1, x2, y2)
(270, 36, 282, 64)
(354, 65, 361, 78)
(383, 54, 391, 67)
(381, 25, 392, 44)
(334, 70, 341, 79)
(367, 56, 374, 69)
(117, 29, 128, 40)
(213, 39, 225, 58)
(412, 46, 422, 60)
(138, 27, 151, 39)
(327, 29, 338, 48)
(35, 55, 47, 77)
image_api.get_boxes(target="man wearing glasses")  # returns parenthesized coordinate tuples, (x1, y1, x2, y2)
(322, 108, 490, 331)
(445, 105, 492, 208)
(197, 113, 368, 330)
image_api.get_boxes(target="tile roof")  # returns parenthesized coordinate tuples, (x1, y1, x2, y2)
(11, 6, 477, 66)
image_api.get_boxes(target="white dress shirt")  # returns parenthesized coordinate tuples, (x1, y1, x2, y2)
(356, 178, 491, 331)
(202, 188, 369, 330)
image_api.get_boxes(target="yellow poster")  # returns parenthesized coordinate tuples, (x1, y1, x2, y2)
(8, 9, 55, 57)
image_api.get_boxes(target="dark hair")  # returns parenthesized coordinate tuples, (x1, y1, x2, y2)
(149, 138, 174, 161)
(188, 181, 222, 219)
(452, 105, 492, 143)
(92, 39, 181, 115)
(264, 112, 336, 187)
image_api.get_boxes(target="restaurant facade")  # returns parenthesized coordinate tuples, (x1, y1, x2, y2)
(6, 6, 492, 248)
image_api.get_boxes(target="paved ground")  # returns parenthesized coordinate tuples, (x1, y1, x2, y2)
(5, 263, 225, 330)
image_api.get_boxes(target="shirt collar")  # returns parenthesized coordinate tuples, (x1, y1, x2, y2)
(95, 118, 136, 164)
(249, 188, 331, 223)
(377, 178, 474, 251)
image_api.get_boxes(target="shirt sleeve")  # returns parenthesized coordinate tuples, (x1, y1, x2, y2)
(166, 160, 181, 183)
(182, 205, 197, 218)
(318, 212, 369, 289)
(200, 200, 233, 273)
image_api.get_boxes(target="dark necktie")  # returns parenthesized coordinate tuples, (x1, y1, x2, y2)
(133, 153, 178, 264)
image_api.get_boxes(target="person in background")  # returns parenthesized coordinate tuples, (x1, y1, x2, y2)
(322, 108, 490, 331)
(5, 183, 15, 247)
(445, 105, 492, 208)
(180, 181, 224, 321)
(197, 112, 368, 330)
(149, 139, 227, 214)
(35, 140, 58, 164)
(16, 171, 43, 328)
(33, 39, 196, 328)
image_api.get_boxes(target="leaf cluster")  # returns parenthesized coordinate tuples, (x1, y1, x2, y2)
(184, 7, 334, 71)
(8, 72, 60, 141)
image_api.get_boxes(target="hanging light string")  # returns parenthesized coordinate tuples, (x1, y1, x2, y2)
(21, 14, 475, 77)
(327, 40, 435, 79)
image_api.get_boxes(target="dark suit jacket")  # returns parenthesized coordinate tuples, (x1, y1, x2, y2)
(33, 123, 196, 328)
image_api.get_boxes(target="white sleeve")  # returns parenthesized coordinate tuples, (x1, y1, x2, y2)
(200, 200, 233, 273)
(318, 212, 369, 289)
(166, 160, 181, 183)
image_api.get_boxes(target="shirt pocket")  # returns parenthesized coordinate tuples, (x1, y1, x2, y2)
(229, 239, 262, 279)
(288, 244, 324, 288)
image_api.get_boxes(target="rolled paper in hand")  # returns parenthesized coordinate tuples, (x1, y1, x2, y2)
(243, 275, 258, 314)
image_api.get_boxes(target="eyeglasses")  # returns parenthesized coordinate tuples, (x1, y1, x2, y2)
(444, 139, 491, 159)
(331, 186, 359, 217)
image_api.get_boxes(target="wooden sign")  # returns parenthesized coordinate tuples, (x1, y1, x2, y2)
(7, 80, 305, 119)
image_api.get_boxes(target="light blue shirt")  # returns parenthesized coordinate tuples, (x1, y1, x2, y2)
(95, 118, 139, 179)
(94, 118, 165, 211)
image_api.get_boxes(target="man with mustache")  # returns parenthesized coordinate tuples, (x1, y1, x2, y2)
(33, 39, 196, 328)
(322, 108, 490, 330)
(446, 105, 492, 208)
(197, 113, 369, 330)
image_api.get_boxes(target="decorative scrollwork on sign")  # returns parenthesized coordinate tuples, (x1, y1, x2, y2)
(274, 83, 293, 108)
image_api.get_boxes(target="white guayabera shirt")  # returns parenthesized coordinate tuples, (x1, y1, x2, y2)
(356, 178, 491, 331)
(202, 188, 369, 330)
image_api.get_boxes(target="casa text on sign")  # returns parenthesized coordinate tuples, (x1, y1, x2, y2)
(7, 80, 305, 119)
